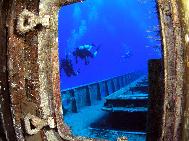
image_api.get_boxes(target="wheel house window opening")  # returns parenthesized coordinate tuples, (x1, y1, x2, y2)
(58, 0, 163, 140)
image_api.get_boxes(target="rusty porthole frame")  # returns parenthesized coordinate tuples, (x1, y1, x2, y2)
(0, 0, 188, 140)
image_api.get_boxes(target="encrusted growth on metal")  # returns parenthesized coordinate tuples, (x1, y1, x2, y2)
(24, 113, 55, 135)
(158, 0, 185, 140)
(17, 9, 50, 33)
(37, 0, 92, 141)
(181, 0, 189, 140)
(0, 0, 16, 140)
(2, 0, 187, 140)
(7, 0, 42, 140)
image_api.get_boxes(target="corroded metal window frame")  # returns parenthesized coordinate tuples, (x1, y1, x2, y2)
(0, 0, 188, 140)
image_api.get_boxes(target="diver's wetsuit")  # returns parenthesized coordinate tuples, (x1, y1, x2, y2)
(73, 47, 94, 65)
(60, 57, 76, 77)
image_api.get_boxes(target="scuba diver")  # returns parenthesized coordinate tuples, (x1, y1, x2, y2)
(72, 44, 100, 65)
(60, 55, 79, 77)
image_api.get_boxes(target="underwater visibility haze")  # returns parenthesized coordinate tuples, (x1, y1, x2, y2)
(58, 0, 161, 90)
(58, 0, 162, 140)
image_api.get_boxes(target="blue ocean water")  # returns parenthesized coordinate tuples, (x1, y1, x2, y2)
(58, 0, 161, 90)
(58, 1, 162, 140)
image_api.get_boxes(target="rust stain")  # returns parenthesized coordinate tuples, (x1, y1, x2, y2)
(158, 0, 185, 140)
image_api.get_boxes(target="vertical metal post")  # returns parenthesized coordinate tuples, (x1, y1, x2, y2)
(86, 86, 91, 106)
(69, 89, 77, 113)
(111, 79, 116, 93)
(105, 81, 109, 96)
(97, 83, 101, 100)
(117, 77, 120, 90)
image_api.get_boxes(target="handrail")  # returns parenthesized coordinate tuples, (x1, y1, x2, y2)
(61, 71, 144, 92)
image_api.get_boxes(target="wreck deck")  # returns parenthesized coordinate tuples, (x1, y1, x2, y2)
(102, 76, 148, 112)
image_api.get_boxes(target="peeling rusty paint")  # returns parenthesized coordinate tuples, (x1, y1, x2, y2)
(158, 0, 185, 140)
(0, 0, 16, 140)
(180, 0, 189, 140)
(7, 0, 43, 140)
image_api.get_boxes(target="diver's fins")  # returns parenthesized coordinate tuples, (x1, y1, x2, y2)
(88, 46, 92, 51)
(93, 44, 101, 57)
(94, 51, 98, 57)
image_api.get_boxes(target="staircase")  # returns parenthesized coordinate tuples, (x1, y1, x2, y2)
(102, 76, 148, 112)
(102, 76, 148, 132)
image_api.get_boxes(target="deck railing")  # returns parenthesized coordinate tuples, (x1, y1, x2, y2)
(61, 72, 144, 114)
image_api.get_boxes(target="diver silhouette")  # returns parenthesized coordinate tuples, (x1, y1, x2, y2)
(72, 44, 100, 65)
(60, 55, 78, 77)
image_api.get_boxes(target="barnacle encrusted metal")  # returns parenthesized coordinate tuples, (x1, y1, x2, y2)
(17, 9, 50, 33)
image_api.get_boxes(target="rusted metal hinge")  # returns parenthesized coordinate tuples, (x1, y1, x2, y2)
(24, 113, 55, 135)
(17, 9, 50, 33)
